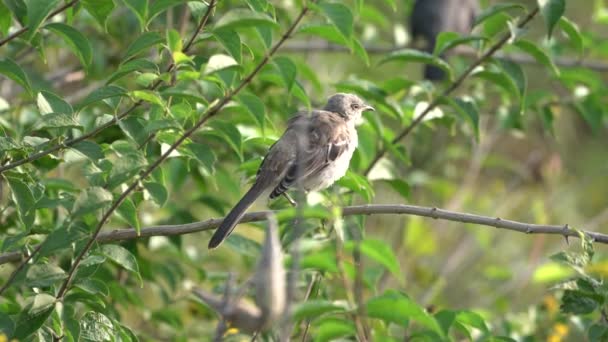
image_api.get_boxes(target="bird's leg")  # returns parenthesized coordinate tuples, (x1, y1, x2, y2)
(282, 192, 297, 207)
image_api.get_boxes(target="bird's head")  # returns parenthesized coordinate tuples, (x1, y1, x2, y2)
(324, 93, 375, 121)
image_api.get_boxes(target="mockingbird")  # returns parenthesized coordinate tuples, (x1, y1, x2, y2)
(411, 0, 478, 80)
(208, 93, 374, 249)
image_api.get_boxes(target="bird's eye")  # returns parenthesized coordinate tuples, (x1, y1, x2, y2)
(351, 103, 360, 110)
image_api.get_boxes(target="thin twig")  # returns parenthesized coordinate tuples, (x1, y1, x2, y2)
(363, 6, 541, 176)
(53, 0, 311, 302)
(1, 203, 606, 266)
(0, 0, 80, 47)
(300, 274, 321, 341)
(0, 0, 218, 174)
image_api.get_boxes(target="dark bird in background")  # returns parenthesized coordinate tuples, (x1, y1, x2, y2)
(208, 93, 374, 249)
(410, 0, 479, 80)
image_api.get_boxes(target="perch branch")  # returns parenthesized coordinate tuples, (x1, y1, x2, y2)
(1, 203, 605, 266)
(363, 6, 540, 176)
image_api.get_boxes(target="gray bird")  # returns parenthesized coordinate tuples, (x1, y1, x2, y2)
(411, 0, 478, 80)
(208, 93, 374, 249)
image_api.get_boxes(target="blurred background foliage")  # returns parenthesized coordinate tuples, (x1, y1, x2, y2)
(0, 0, 607, 340)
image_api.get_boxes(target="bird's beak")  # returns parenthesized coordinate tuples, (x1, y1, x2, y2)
(364, 105, 375, 112)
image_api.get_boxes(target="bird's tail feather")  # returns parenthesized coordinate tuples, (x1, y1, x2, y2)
(208, 181, 267, 249)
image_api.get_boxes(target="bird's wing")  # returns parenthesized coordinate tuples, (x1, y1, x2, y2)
(269, 110, 350, 198)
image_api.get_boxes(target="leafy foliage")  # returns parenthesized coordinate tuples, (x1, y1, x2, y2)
(0, 0, 606, 340)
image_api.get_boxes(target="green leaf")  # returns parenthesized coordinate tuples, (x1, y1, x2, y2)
(117, 198, 140, 234)
(498, 59, 527, 114)
(6, 176, 36, 227)
(367, 290, 443, 335)
(351, 38, 370, 66)
(456, 311, 489, 333)
(12, 294, 55, 339)
(25, 264, 67, 287)
(301, 248, 338, 273)
(449, 98, 480, 140)
(166, 28, 182, 53)
(45, 23, 93, 69)
(575, 95, 604, 135)
(316, 1, 353, 41)
(237, 93, 265, 129)
(315, 318, 356, 342)
(82, 0, 115, 30)
(214, 9, 278, 30)
(293, 300, 347, 321)
(213, 27, 242, 63)
(37, 91, 73, 114)
(107, 58, 158, 85)
(559, 17, 583, 58)
(79, 312, 114, 341)
(206, 121, 243, 161)
(148, 0, 188, 25)
(71, 141, 105, 161)
(379, 49, 453, 81)
(76, 85, 126, 110)
(513, 40, 559, 75)
(72, 186, 113, 217)
(74, 279, 110, 296)
(130, 89, 165, 107)
(560, 289, 600, 315)
(34, 113, 83, 131)
(274, 56, 297, 91)
(0, 58, 33, 95)
(298, 24, 348, 46)
(0, 2, 11, 36)
(473, 3, 526, 27)
(24, 0, 60, 40)
(100, 244, 142, 283)
(124, 0, 147, 30)
(350, 239, 400, 278)
(336, 171, 374, 201)
(4, 0, 27, 25)
(144, 181, 168, 206)
(383, 179, 410, 200)
(123, 31, 164, 62)
(38, 224, 89, 258)
(182, 142, 215, 171)
(538, 0, 565, 38)
(434, 32, 487, 56)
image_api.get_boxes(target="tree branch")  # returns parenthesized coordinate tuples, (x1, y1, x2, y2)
(0, 0, 218, 174)
(1, 203, 605, 266)
(0, 0, 80, 47)
(363, 6, 540, 176)
(280, 42, 608, 73)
